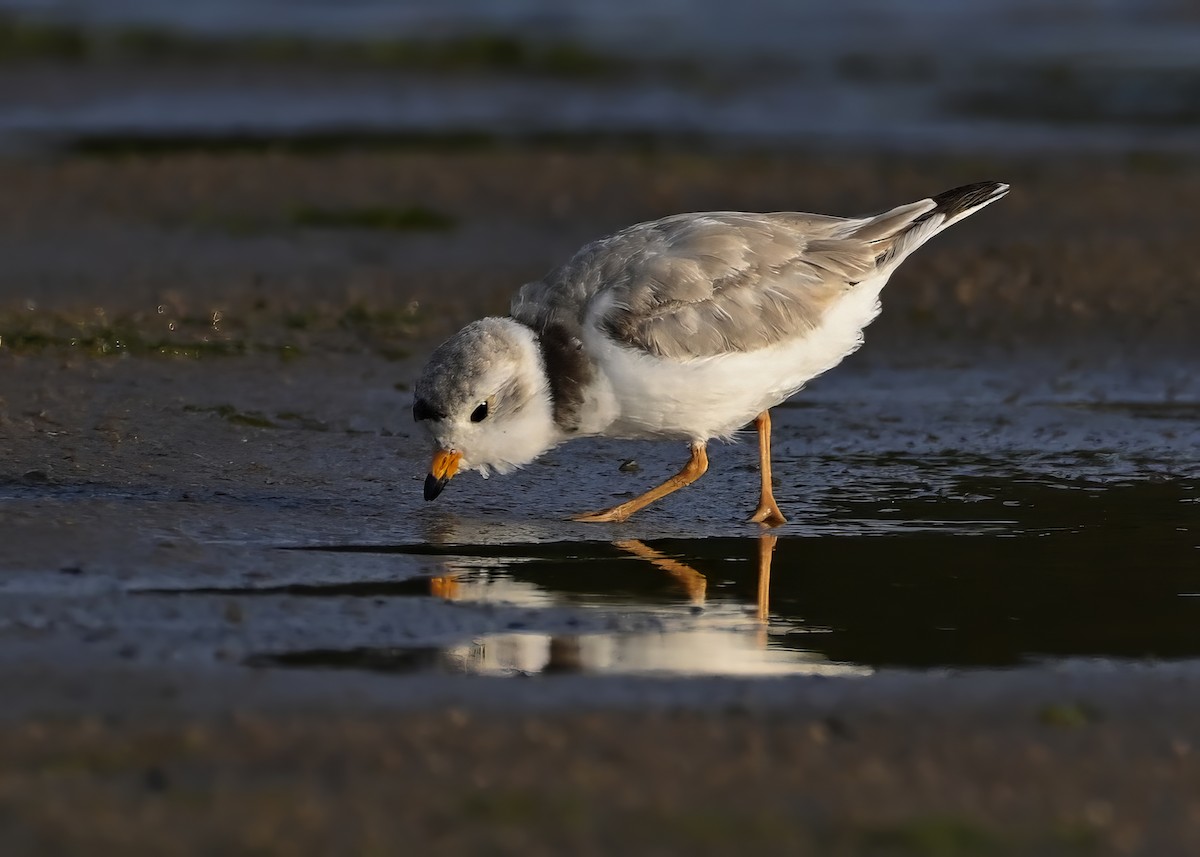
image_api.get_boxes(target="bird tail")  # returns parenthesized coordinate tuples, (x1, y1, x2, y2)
(918, 181, 1011, 231)
(856, 181, 1009, 272)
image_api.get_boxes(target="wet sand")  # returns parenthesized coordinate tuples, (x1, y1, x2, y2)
(4, 674, 1200, 855)
(1, 148, 1197, 345)
(1, 148, 1199, 854)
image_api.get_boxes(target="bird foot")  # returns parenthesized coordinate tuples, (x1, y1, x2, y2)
(748, 503, 787, 527)
(571, 506, 632, 523)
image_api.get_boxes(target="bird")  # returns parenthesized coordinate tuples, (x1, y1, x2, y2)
(413, 180, 1008, 525)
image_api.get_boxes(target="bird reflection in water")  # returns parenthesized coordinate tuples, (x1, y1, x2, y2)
(611, 536, 778, 651)
(418, 533, 834, 678)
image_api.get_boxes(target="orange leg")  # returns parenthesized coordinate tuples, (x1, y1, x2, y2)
(573, 442, 708, 523)
(748, 410, 787, 526)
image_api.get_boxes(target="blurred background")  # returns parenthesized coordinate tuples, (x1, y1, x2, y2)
(1, 0, 1199, 153)
(1, 0, 1198, 350)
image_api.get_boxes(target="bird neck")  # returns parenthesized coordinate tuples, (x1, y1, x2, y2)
(525, 321, 595, 435)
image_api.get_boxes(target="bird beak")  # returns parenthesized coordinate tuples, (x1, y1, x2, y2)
(425, 448, 462, 501)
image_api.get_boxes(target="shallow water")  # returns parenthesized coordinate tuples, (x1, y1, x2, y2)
(1, 354, 1196, 686)
(153, 361, 1200, 677)
(234, 473, 1196, 678)
(252, 357, 1198, 678)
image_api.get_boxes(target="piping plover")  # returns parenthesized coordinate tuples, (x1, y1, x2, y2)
(414, 181, 1008, 525)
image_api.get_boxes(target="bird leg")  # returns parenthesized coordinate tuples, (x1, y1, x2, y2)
(573, 442, 708, 523)
(748, 410, 787, 526)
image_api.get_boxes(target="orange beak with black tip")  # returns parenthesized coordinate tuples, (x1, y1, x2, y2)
(425, 448, 462, 501)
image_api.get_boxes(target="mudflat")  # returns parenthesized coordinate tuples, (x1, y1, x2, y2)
(1, 148, 1198, 855)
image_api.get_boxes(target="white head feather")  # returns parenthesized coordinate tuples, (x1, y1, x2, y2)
(413, 317, 560, 477)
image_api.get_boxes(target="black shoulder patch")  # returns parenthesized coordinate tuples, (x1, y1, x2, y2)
(536, 323, 593, 432)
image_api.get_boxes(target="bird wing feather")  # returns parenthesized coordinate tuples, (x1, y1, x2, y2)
(512, 204, 935, 361)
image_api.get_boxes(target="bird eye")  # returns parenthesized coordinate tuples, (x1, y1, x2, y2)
(470, 401, 489, 422)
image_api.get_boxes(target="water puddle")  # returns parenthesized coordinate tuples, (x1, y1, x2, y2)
(230, 479, 1198, 678)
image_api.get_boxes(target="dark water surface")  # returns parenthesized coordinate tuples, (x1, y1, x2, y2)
(2, 355, 1196, 685)
(244, 358, 1195, 678)
(251, 476, 1198, 678)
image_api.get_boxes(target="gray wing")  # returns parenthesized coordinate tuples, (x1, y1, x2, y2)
(512, 203, 934, 361)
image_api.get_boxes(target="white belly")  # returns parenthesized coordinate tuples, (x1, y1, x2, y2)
(578, 276, 889, 441)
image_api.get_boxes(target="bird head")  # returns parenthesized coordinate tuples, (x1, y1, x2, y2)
(413, 317, 557, 500)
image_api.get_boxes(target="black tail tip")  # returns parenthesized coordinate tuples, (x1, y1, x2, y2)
(931, 181, 1009, 219)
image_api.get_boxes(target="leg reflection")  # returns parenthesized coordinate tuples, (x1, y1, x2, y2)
(756, 533, 778, 648)
(613, 539, 708, 605)
(757, 534, 777, 623)
(614, 534, 779, 624)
